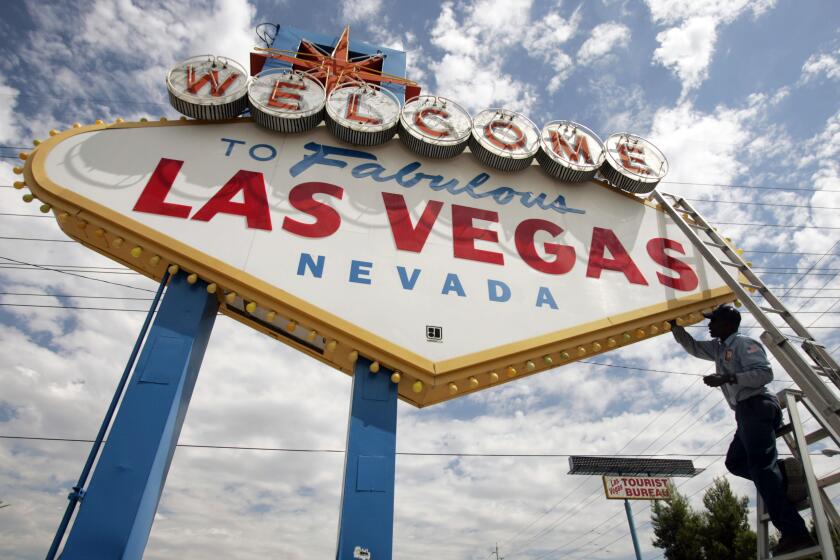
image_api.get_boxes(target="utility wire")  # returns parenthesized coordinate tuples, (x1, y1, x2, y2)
(0, 255, 155, 293)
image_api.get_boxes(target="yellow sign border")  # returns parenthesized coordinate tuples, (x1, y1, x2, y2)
(20, 119, 735, 407)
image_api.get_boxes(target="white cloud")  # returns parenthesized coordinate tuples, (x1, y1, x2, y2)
(428, 1, 538, 112)
(645, 0, 778, 96)
(341, 0, 383, 23)
(0, 75, 21, 144)
(800, 49, 840, 83)
(653, 16, 717, 98)
(577, 22, 631, 65)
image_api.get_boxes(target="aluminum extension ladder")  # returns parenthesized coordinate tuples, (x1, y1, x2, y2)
(651, 191, 840, 558)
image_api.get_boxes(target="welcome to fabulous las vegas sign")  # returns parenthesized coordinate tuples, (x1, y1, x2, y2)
(15, 26, 735, 406)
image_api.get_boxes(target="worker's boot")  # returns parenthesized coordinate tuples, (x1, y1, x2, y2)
(780, 457, 807, 504)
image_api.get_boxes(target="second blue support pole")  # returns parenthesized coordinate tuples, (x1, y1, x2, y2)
(336, 357, 399, 560)
(624, 498, 643, 560)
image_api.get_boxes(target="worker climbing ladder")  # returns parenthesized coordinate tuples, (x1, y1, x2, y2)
(651, 191, 840, 559)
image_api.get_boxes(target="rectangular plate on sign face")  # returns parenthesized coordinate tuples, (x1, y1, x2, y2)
(23, 119, 735, 407)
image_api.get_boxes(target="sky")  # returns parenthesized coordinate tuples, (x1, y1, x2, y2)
(0, 0, 839, 558)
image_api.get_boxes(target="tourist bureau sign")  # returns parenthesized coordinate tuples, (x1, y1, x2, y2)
(603, 475, 674, 501)
(16, 34, 736, 407)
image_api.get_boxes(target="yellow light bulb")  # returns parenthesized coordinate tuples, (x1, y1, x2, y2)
(206, 283, 217, 294)
(577, 346, 586, 356)
(635, 328, 646, 339)
(370, 361, 380, 373)
(33, 139, 41, 146)
(390, 372, 401, 384)
(187, 273, 198, 284)
(348, 350, 359, 362)
(112, 237, 123, 247)
(448, 383, 458, 394)
(525, 360, 536, 371)
(95, 119, 104, 124)
(489, 372, 499, 382)
(58, 212, 69, 222)
(326, 340, 337, 352)
(13, 181, 24, 189)
(544, 355, 553, 365)
(93, 228, 105, 237)
(225, 292, 237, 304)
(130, 247, 142, 258)
(22, 193, 34, 203)
(167, 264, 179, 275)
(412, 380, 423, 393)
(246, 301, 257, 313)
(77, 219, 87, 229)
(607, 337, 617, 348)
(560, 351, 570, 360)
(307, 330, 318, 341)
(13, 166, 23, 175)
(140, 117, 148, 122)
(662, 321, 671, 332)
(39, 203, 51, 213)
(115, 118, 124, 123)
(49, 129, 59, 136)
(149, 255, 161, 266)
(265, 310, 276, 322)
(469, 376, 479, 388)
(592, 342, 602, 352)
(159, 117, 167, 121)
(622, 332, 632, 342)
(18, 152, 28, 160)
(285, 320, 296, 332)
(506, 366, 517, 377)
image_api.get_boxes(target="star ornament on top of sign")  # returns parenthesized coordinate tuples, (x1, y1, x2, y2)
(253, 25, 422, 100)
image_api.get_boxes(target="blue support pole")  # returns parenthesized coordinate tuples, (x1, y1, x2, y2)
(624, 499, 643, 560)
(60, 272, 218, 559)
(336, 357, 399, 560)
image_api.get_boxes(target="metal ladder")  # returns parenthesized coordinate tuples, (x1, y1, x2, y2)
(651, 191, 840, 558)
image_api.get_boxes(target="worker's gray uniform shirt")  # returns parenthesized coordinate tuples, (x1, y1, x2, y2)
(671, 325, 774, 409)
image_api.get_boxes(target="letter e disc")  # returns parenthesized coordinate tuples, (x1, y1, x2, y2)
(326, 84, 401, 146)
(399, 95, 472, 159)
(537, 121, 605, 182)
(167, 55, 249, 120)
(248, 69, 326, 133)
(469, 109, 540, 172)
(601, 133, 669, 194)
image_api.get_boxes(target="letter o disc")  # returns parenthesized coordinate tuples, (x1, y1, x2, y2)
(248, 69, 325, 133)
(326, 84, 401, 146)
(167, 55, 248, 120)
(601, 133, 669, 194)
(469, 109, 540, 172)
(399, 96, 471, 158)
(537, 121, 605, 183)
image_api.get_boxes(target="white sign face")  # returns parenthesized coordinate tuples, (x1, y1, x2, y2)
(603, 476, 673, 500)
(27, 120, 734, 406)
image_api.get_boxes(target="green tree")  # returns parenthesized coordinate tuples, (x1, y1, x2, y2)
(699, 478, 756, 559)
(651, 477, 756, 560)
(651, 491, 704, 559)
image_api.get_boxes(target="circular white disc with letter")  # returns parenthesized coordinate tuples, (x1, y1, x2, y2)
(399, 95, 472, 158)
(248, 69, 326, 133)
(326, 84, 401, 146)
(469, 109, 540, 172)
(537, 120, 605, 182)
(601, 133, 669, 194)
(167, 55, 249, 120)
